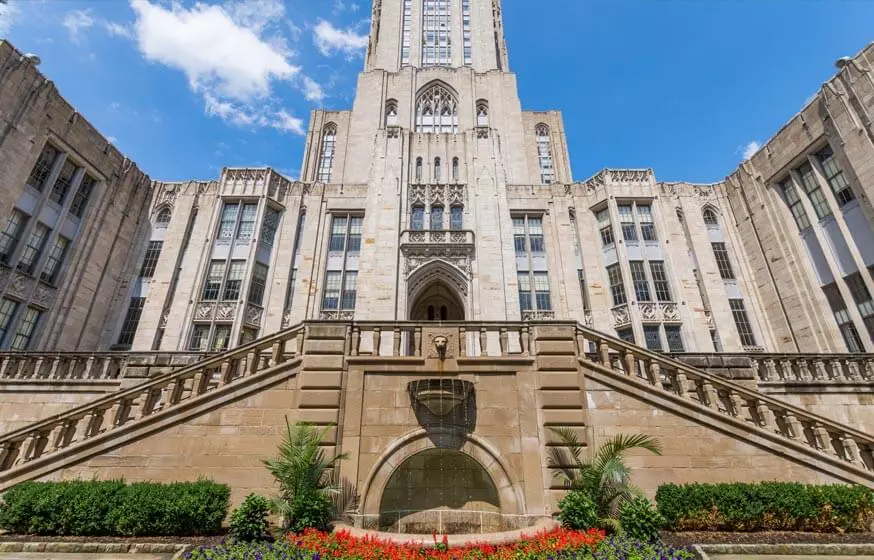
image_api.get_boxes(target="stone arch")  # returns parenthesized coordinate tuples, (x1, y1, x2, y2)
(407, 259, 469, 320)
(153, 205, 172, 226)
(415, 81, 459, 134)
(359, 427, 524, 518)
(702, 204, 721, 226)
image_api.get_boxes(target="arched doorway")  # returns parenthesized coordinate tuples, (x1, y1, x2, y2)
(409, 281, 464, 320)
(379, 449, 500, 533)
(407, 260, 468, 321)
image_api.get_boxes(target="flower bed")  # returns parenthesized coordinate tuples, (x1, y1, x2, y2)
(184, 529, 696, 560)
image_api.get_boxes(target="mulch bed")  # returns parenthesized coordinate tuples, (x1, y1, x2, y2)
(664, 531, 874, 547)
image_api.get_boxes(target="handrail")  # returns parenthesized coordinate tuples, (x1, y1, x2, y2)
(0, 324, 306, 445)
(574, 323, 874, 442)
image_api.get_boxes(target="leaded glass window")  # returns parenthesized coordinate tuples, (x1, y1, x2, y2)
(607, 264, 626, 306)
(729, 299, 757, 347)
(17, 223, 49, 275)
(0, 210, 28, 264)
(41, 236, 70, 284)
(422, 0, 451, 65)
(535, 124, 554, 184)
(798, 163, 832, 219)
(779, 179, 811, 230)
(317, 124, 337, 182)
(28, 144, 60, 191)
(818, 146, 855, 207)
(416, 84, 458, 133)
(630, 261, 651, 302)
(10, 307, 41, 350)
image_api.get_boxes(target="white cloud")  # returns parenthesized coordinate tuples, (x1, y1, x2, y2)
(0, 0, 18, 37)
(104, 21, 133, 39)
(128, 0, 307, 133)
(332, 0, 361, 14)
(63, 9, 95, 42)
(301, 75, 325, 103)
(130, 0, 298, 100)
(742, 141, 761, 160)
(313, 19, 368, 57)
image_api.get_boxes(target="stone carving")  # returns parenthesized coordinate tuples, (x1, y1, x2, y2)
(584, 310, 594, 327)
(522, 310, 556, 321)
(195, 302, 216, 320)
(159, 312, 170, 328)
(281, 310, 292, 328)
(387, 126, 400, 138)
(401, 230, 475, 279)
(430, 184, 445, 206)
(661, 302, 680, 321)
(694, 185, 716, 201)
(32, 284, 56, 308)
(245, 305, 263, 326)
(612, 305, 630, 327)
(433, 335, 448, 359)
(267, 171, 293, 200)
(409, 185, 427, 205)
(155, 183, 177, 210)
(425, 329, 456, 359)
(583, 171, 606, 193)
(320, 310, 355, 321)
(609, 169, 653, 184)
(476, 126, 489, 138)
(640, 302, 658, 322)
(216, 303, 237, 320)
(659, 183, 680, 197)
(448, 184, 465, 205)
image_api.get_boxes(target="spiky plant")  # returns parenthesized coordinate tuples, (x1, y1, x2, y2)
(548, 429, 662, 520)
(262, 419, 348, 530)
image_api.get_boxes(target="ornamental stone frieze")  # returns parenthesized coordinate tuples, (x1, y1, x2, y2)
(320, 310, 355, 321)
(522, 310, 556, 321)
(400, 230, 475, 278)
(194, 301, 239, 322)
(612, 304, 631, 327)
(244, 304, 264, 327)
(0, 266, 57, 310)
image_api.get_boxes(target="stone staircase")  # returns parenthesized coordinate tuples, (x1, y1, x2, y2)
(0, 324, 306, 491)
(0, 321, 872, 493)
(573, 324, 874, 486)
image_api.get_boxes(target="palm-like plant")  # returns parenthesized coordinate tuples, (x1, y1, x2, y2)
(548, 428, 662, 519)
(262, 419, 348, 530)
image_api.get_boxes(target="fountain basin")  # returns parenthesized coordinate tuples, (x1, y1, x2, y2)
(409, 378, 473, 417)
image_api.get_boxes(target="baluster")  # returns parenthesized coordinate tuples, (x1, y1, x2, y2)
(829, 359, 846, 381)
(646, 362, 660, 386)
(72, 412, 97, 443)
(623, 350, 636, 377)
(728, 391, 746, 418)
(191, 370, 207, 396)
(779, 360, 793, 381)
(701, 381, 720, 410)
(458, 326, 467, 357)
(18, 432, 43, 464)
(500, 328, 509, 357)
(783, 412, 803, 441)
(479, 328, 488, 357)
(272, 341, 286, 366)
(68, 357, 80, 379)
(219, 360, 233, 386)
(373, 327, 382, 357)
(84, 356, 96, 379)
(865, 359, 874, 381)
(755, 401, 776, 431)
(750, 359, 761, 381)
(0, 441, 17, 470)
(137, 389, 157, 418)
(168, 377, 185, 405)
(0, 356, 9, 378)
(841, 436, 862, 466)
(798, 359, 813, 381)
(598, 342, 609, 367)
(393, 327, 401, 357)
(296, 331, 305, 356)
(674, 371, 689, 397)
(521, 326, 530, 357)
(100, 357, 114, 379)
(575, 331, 585, 357)
(48, 357, 62, 379)
(350, 326, 360, 357)
(30, 357, 43, 379)
(414, 326, 422, 357)
(812, 423, 832, 453)
(48, 421, 70, 453)
(764, 360, 778, 382)
(846, 360, 862, 381)
(246, 351, 258, 375)
(813, 360, 828, 381)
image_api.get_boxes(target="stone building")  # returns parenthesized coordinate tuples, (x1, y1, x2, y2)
(1, 1, 874, 535)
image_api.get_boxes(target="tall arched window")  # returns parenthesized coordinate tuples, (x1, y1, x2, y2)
(415, 157, 423, 182)
(535, 124, 555, 184)
(476, 100, 489, 127)
(430, 206, 444, 231)
(385, 99, 398, 127)
(155, 208, 171, 227)
(450, 206, 463, 230)
(411, 206, 425, 230)
(434, 158, 441, 182)
(703, 207, 719, 226)
(452, 157, 459, 182)
(317, 123, 337, 182)
(416, 83, 459, 134)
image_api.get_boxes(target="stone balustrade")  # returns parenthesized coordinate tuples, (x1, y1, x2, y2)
(574, 325, 874, 474)
(750, 354, 874, 383)
(0, 352, 210, 382)
(0, 325, 305, 476)
(349, 322, 538, 358)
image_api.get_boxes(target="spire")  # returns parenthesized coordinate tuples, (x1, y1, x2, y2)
(364, 0, 509, 73)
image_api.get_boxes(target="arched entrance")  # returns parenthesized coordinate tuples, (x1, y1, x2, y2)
(407, 260, 468, 320)
(379, 449, 500, 533)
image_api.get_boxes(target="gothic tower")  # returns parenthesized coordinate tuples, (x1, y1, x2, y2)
(297, 0, 572, 322)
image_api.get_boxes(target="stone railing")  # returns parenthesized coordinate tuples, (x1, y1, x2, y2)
(750, 354, 874, 383)
(349, 322, 539, 359)
(574, 324, 874, 476)
(0, 325, 306, 477)
(400, 230, 474, 246)
(0, 352, 211, 382)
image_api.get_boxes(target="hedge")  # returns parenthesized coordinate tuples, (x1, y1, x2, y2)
(0, 479, 230, 536)
(656, 482, 874, 533)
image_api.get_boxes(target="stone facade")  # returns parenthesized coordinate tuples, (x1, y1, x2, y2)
(2, 1, 874, 534)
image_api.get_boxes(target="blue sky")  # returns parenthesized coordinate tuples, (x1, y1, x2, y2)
(1, 0, 873, 184)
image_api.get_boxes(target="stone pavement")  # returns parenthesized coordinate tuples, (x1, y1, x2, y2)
(0, 554, 174, 560)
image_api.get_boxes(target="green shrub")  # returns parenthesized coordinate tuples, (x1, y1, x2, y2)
(656, 482, 874, 533)
(557, 490, 599, 530)
(230, 494, 271, 542)
(619, 497, 664, 543)
(287, 492, 333, 533)
(0, 479, 229, 537)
